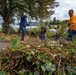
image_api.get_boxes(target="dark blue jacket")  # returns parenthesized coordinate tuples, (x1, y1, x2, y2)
(40, 27, 46, 34)
(20, 15, 29, 27)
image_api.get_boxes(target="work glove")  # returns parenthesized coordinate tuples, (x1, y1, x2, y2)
(63, 27, 69, 34)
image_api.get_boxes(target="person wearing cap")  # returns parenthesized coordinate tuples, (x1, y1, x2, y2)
(67, 9, 76, 41)
(20, 13, 30, 41)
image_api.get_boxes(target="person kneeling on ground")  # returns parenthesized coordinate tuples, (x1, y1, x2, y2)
(39, 26, 46, 42)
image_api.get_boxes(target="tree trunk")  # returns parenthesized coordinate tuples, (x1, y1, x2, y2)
(2, 20, 10, 34)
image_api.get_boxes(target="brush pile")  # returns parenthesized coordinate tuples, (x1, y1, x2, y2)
(0, 40, 76, 75)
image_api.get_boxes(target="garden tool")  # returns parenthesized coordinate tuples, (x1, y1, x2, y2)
(58, 27, 70, 45)
(63, 27, 69, 34)
(28, 16, 39, 37)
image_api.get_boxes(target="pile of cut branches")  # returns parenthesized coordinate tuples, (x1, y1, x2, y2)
(0, 40, 76, 75)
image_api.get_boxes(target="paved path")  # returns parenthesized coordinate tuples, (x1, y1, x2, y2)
(0, 41, 11, 50)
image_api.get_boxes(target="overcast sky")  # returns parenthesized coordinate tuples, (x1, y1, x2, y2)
(51, 0, 76, 20)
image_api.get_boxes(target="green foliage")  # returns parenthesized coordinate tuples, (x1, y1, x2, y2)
(0, 0, 59, 34)
(28, 26, 56, 39)
(11, 38, 18, 50)
(18, 70, 25, 75)
(0, 25, 76, 75)
(28, 27, 40, 37)
(46, 28, 56, 38)
(53, 17, 57, 25)
(46, 31, 52, 38)
(0, 37, 5, 41)
(34, 70, 39, 75)
(56, 20, 62, 24)
(44, 21, 50, 26)
(41, 62, 56, 73)
(8, 26, 15, 34)
(67, 66, 76, 75)
(0, 72, 8, 75)
(1, 39, 76, 75)
(0, 50, 2, 60)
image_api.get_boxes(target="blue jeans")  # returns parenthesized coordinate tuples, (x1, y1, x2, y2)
(40, 34, 46, 41)
(67, 30, 76, 41)
(20, 26, 26, 40)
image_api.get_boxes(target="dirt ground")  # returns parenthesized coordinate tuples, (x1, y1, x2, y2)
(0, 36, 41, 50)
(0, 41, 11, 50)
